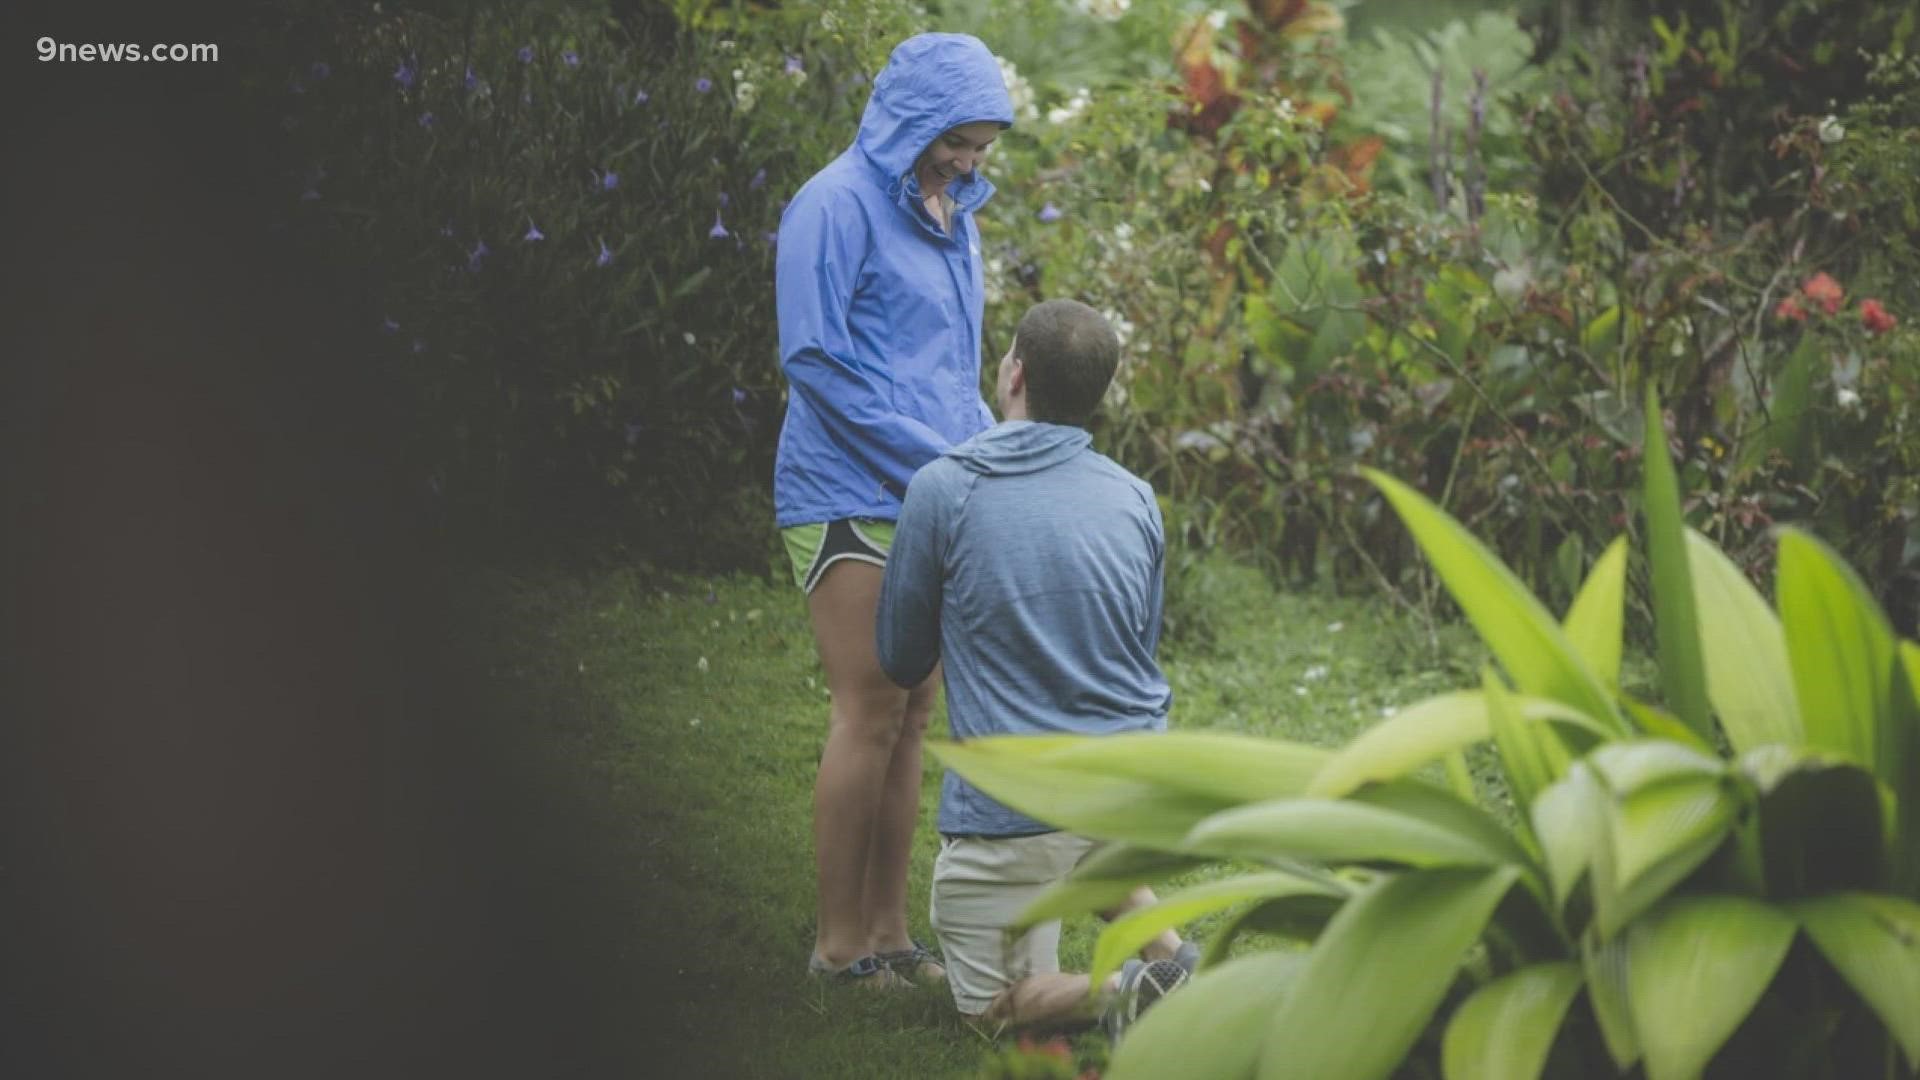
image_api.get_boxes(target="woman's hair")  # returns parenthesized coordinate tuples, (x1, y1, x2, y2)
(1015, 299, 1120, 427)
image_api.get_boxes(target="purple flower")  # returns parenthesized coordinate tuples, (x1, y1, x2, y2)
(289, 78, 305, 94)
(1038, 202, 1063, 223)
(412, 338, 427, 354)
(731, 386, 748, 405)
(467, 239, 489, 272)
(393, 58, 416, 89)
(634, 87, 650, 105)
(464, 66, 479, 92)
(418, 111, 436, 128)
(709, 213, 729, 239)
(599, 169, 619, 191)
(695, 76, 713, 93)
(748, 168, 767, 191)
(717, 192, 730, 208)
(597, 239, 614, 267)
(517, 45, 533, 63)
(624, 420, 644, 446)
(523, 221, 545, 242)
(522, 92, 533, 106)
(763, 231, 778, 247)
(563, 50, 580, 67)
(438, 221, 455, 238)
(310, 61, 330, 80)
(784, 55, 804, 76)
(382, 317, 400, 334)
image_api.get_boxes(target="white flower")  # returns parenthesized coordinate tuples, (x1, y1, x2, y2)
(1047, 86, 1092, 126)
(1303, 664, 1329, 681)
(1818, 115, 1845, 144)
(1112, 222, 1135, 254)
(683, 332, 697, 345)
(1275, 97, 1295, 122)
(734, 79, 757, 113)
(984, 255, 1006, 305)
(1837, 386, 1861, 410)
(819, 9, 837, 31)
(996, 55, 1038, 123)
(1206, 9, 1228, 30)
(697, 656, 709, 673)
(1104, 308, 1135, 348)
(1077, 0, 1130, 21)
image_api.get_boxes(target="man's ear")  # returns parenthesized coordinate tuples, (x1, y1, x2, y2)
(1006, 352, 1025, 395)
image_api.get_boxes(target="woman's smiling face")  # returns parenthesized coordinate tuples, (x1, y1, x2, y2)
(914, 121, 1002, 198)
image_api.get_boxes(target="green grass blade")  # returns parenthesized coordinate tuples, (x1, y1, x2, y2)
(1441, 961, 1585, 1080)
(1562, 535, 1629, 689)
(1257, 866, 1523, 1080)
(1108, 951, 1308, 1080)
(1626, 896, 1798, 1080)
(1364, 469, 1620, 727)
(1684, 528, 1802, 751)
(1788, 892, 1920, 1072)
(1641, 386, 1713, 742)
(1090, 871, 1342, 988)
(1777, 529, 1896, 771)
(931, 734, 1330, 848)
(1184, 797, 1521, 870)
(1310, 691, 1608, 798)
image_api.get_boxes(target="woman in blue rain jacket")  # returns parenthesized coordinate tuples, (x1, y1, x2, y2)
(774, 32, 1013, 987)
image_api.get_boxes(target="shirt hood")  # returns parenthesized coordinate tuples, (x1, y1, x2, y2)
(854, 34, 1014, 190)
(945, 420, 1091, 476)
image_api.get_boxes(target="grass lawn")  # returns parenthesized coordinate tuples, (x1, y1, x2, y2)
(452, 556, 1488, 1078)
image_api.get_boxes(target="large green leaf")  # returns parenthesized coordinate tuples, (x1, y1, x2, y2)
(1310, 691, 1606, 798)
(1788, 892, 1920, 1071)
(1532, 763, 1605, 912)
(1641, 386, 1713, 742)
(1352, 781, 1545, 885)
(1183, 797, 1520, 870)
(1485, 667, 1570, 816)
(1441, 961, 1585, 1080)
(1777, 528, 1895, 773)
(1016, 844, 1211, 929)
(1365, 470, 1620, 727)
(1736, 746, 1884, 898)
(1591, 775, 1737, 939)
(1562, 535, 1629, 688)
(1108, 951, 1308, 1080)
(1684, 528, 1802, 752)
(1582, 929, 1641, 1071)
(1626, 895, 1798, 1080)
(930, 734, 1330, 848)
(1586, 740, 1724, 795)
(1090, 871, 1342, 988)
(1257, 866, 1523, 1080)
(1885, 641, 1920, 895)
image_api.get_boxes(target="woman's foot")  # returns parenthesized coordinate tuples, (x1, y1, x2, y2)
(808, 953, 910, 990)
(875, 939, 946, 984)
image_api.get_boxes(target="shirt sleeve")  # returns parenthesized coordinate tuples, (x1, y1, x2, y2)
(1144, 489, 1167, 656)
(776, 189, 952, 499)
(876, 464, 949, 688)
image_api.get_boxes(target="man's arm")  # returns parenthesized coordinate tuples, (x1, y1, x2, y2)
(875, 465, 948, 688)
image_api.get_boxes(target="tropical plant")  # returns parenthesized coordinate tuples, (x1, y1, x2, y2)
(933, 389, 1920, 1079)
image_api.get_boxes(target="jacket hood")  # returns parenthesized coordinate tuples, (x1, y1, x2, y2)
(946, 421, 1091, 476)
(855, 34, 1014, 187)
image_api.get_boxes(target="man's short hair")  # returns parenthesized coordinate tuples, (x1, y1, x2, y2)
(1015, 299, 1120, 428)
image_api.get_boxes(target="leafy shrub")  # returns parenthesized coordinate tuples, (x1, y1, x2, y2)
(934, 391, 1920, 1079)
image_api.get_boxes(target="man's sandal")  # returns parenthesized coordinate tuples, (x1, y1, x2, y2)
(876, 939, 946, 984)
(808, 953, 909, 989)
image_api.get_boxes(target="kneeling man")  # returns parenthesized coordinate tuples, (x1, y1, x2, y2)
(877, 299, 1192, 1036)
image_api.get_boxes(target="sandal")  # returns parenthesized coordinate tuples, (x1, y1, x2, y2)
(876, 939, 946, 983)
(808, 953, 908, 989)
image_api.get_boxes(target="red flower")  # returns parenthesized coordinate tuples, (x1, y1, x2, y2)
(1801, 272, 1844, 315)
(1861, 298, 1897, 335)
(1774, 296, 1807, 322)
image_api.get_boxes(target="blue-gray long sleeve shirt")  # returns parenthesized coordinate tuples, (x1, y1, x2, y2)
(876, 420, 1172, 836)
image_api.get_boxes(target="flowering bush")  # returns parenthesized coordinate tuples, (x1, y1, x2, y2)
(255, 0, 914, 563)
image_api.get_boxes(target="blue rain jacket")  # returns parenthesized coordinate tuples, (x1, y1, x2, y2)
(773, 33, 1015, 527)
(876, 421, 1172, 837)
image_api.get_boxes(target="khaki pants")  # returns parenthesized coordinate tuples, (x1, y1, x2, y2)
(929, 832, 1098, 1016)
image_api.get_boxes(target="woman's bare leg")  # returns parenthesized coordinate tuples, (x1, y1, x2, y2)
(808, 561, 916, 969)
(864, 671, 940, 968)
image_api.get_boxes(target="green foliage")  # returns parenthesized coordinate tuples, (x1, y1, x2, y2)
(932, 396, 1920, 1078)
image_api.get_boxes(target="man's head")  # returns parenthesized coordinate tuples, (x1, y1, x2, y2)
(996, 299, 1120, 427)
